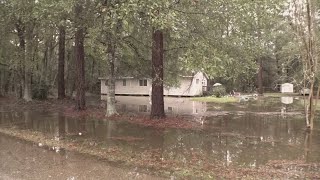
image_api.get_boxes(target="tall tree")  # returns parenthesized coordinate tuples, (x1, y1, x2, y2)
(92, 1, 121, 116)
(151, 29, 165, 118)
(290, 0, 319, 130)
(105, 34, 118, 116)
(304, 0, 318, 130)
(23, 20, 35, 102)
(11, 0, 38, 102)
(140, 1, 181, 119)
(15, 19, 26, 99)
(58, 22, 66, 99)
(74, 0, 86, 110)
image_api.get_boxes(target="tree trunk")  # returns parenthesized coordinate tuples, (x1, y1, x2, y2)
(151, 29, 165, 119)
(106, 42, 118, 117)
(58, 25, 66, 99)
(23, 71, 32, 101)
(257, 58, 263, 95)
(304, 0, 317, 130)
(65, 49, 75, 97)
(23, 25, 34, 102)
(275, 43, 281, 91)
(16, 21, 25, 99)
(90, 58, 95, 92)
(0, 69, 3, 96)
(74, 2, 86, 110)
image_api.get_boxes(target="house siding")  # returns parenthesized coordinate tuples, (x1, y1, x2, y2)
(101, 78, 151, 96)
(100, 72, 207, 97)
(164, 72, 207, 96)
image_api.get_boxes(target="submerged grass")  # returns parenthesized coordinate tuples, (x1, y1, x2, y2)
(1, 97, 319, 179)
(264, 93, 298, 97)
(1, 126, 314, 179)
(297, 98, 320, 111)
(191, 96, 238, 103)
(0, 127, 214, 179)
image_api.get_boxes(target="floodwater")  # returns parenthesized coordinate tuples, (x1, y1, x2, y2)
(0, 133, 164, 180)
(1, 96, 320, 179)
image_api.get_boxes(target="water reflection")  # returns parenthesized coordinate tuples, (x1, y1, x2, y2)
(0, 109, 320, 167)
(281, 97, 294, 105)
(0, 133, 163, 180)
(55, 112, 65, 141)
(109, 96, 207, 116)
(0, 97, 319, 171)
(280, 97, 294, 118)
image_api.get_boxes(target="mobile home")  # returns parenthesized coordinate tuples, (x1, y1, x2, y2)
(99, 72, 208, 97)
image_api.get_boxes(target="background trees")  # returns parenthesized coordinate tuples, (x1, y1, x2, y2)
(1, 0, 319, 124)
(287, 0, 320, 130)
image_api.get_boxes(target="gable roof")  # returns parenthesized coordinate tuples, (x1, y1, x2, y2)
(98, 77, 135, 80)
(98, 72, 208, 80)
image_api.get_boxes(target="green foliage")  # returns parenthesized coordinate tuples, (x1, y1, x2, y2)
(192, 96, 237, 103)
(0, 0, 301, 101)
(211, 85, 226, 98)
(32, 82, 50, 100)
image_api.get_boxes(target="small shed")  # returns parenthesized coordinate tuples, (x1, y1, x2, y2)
(281, 83, 293, 93)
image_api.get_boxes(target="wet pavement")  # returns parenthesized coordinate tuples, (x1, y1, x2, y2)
(0, 96, 320, 179)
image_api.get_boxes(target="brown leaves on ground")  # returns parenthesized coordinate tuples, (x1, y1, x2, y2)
(121, 115, 204, 130)
(108, 136, 144, 142)
(63, 106, 204, 130)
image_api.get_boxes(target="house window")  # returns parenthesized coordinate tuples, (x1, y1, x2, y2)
(196, 79, 199, 84)
(105, 80, 109, 86)
(168, 107, 173, 113)
(202, 79, 206, 85)
(123, 79, 126, 86)
(139, 79, 147, 86)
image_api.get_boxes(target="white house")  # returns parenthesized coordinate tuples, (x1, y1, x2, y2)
(99, 72, 208, 97)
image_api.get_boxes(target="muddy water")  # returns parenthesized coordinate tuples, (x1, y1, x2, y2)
(0, 96, 320, 178)
(0, 133, 164, 180)
(112, 96, 208, 116)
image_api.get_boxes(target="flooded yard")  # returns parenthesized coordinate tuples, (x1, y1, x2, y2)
(0, 133, 164, 180)
(0, 96, 319, 179)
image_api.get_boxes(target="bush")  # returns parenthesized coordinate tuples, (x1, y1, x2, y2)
(32, 82, 50, 100)
(211, 85, 226, 98)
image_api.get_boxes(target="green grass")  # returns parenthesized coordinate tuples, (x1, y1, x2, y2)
(297, 98, 320, 110)
(191, 96, 238, 103)
(263, 93, 298, 97)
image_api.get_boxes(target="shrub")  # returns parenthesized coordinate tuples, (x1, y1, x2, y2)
(32, 82, 50, 100)
(211, 85, 226, 98)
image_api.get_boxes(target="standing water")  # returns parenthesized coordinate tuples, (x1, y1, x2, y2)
(0, 96, 319, 179)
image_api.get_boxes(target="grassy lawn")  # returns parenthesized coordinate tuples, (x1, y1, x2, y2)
(191, 93, 301, 103)
(297, 98, 320, 110)
(191, 96, 238, 103)
(263, 93, 298, 97)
